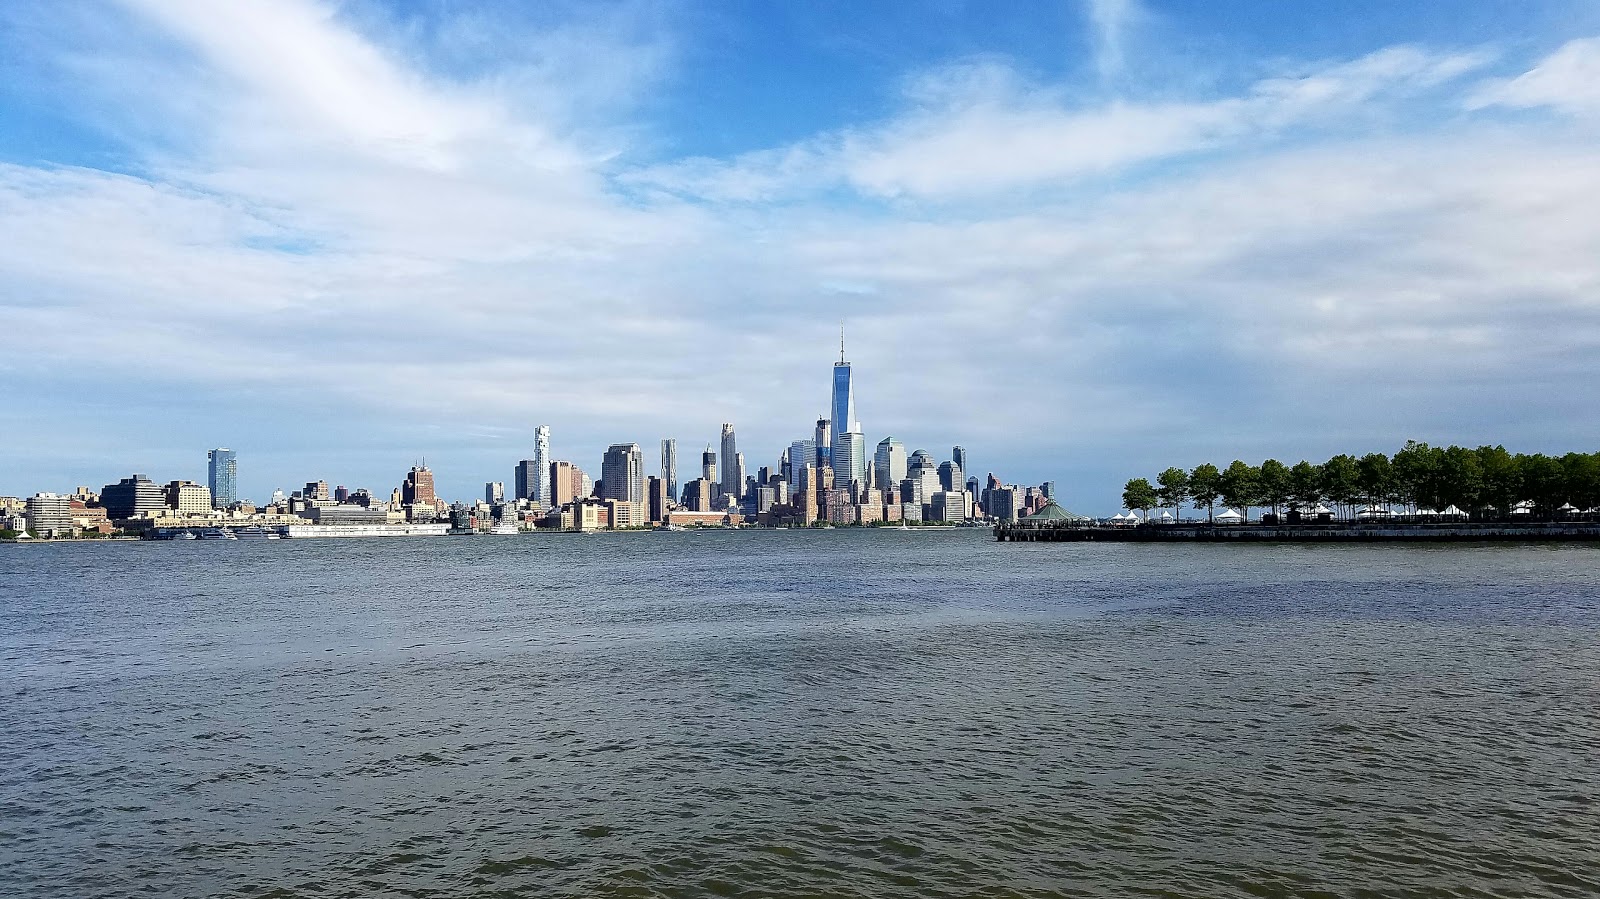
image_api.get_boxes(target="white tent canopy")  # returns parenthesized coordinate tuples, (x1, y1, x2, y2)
(1215, 508, 1244, 523)
(1441, 505, 1467, 518)
(1312, 504, 1333, 514)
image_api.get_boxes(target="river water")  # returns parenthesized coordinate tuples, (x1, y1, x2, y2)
(2, 531, 1598, 898)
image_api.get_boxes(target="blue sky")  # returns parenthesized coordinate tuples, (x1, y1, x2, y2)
(2, 0, 1599, 512)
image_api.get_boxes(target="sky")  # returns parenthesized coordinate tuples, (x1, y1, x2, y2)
(2, 0, 1599, 513)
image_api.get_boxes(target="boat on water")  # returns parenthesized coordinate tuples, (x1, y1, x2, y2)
(234, 526, 280, 540)
(197, 527, 237, 540)
(489, 522, 520, 535)
(177, 531, 197, 540)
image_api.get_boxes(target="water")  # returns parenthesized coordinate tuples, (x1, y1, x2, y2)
(3, 531, 1599, 898)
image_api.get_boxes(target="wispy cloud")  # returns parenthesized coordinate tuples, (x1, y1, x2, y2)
(1467, 36, 1600, 117)
(1084, 0, 1141, 83)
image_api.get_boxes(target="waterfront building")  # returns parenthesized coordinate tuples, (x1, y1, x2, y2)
(932, 491, 966, 522)
(402, 466, 435, 508)
(25, 493, 72, 537)
(514, 460, 539, 504)
(938, 461, 964, 494)
(874, 438, 907, 492)
(720, 424, 742, 502)
(166, 480, 213, 515)
(304, 481, 331, 503)
(485, 481, 504, 504)
(549, 461, 581, 507)
(207, 448, 237, 509)
(684, 478, 717, 512)
(786, 439, 815, 483)
(701, 446, 717, 484)
(664, 509, 733, 528)
(100, 475, 166, 520)
(661, 438, 677, 499)
(306, 504, 387, 525)
(647, 476, 670, 524)
(601, 443, 645, 505)
(531, 426, 551, 506)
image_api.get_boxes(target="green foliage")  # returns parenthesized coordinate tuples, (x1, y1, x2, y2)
(1218, 460, 1258, 515)
(1155, 468, 1189, 520)
(1258, 459, 1290, 513)
(1128, 441, 1600, 520)
(1122, 478, 1158, 514)
(1189, 463, 1222, 520)
(1289, 461, 1322, 509)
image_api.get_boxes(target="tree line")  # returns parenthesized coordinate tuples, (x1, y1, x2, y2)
(1121, 442, 1600, 522)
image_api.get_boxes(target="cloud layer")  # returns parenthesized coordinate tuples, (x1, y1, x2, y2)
(1, 1, 1598, 511)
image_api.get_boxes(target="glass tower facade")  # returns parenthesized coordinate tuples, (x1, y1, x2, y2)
(207, 448, 237, 509)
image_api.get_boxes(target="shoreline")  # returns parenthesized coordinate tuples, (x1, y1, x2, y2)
(996, 521, 1600, 543)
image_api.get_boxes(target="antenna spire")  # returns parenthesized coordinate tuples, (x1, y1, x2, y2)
(840, 322, 846, 363)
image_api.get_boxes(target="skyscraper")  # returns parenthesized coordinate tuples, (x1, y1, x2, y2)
(515, 459, 539, 502)
(938, 461, 964, 493)
(601, 443, 645, 505)
(787, 438, 815, 484)
(531, 425, 551, 507)
(402, 465, 435, 508)
(814, 417, 831, 469)
(661, 438, 677, 499)
(485, 482, 504, 504)
(952, 446, 968, 477)
(834, 430, 866, 489)
(702, 446, 717, 484)
(874, 437, 907, 490)
(830, 330, 858, 481)
(207, 448, 237, 509)
(720, 423, 741, 501)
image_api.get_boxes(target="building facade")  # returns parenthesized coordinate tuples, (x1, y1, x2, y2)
(660, 438, 677, 500)
(207, 448, 237, 509)
(601, 443, 645, 505)
(531, 425, 551, 507)
(100, 474, 167, 520)
(875, 437, 907, 492)
(719, 424, 741, 501)
(25, 493, 72, 536)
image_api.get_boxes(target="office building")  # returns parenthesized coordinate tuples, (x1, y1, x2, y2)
(166, 480, 213, 514)
(874, 437, 907, 491)
(514, 459, 540, 505)
(661, 439, 677, 499)
(952, 446, 968, 478)
(304, 480, 330, 503)
(549, 461, 582, 508)
(207, 448, 237, 509)
(787, 439, 815, 483)
(25, 493, 73, 537)
(834, 429, 866, 490)
(814, 417, 831, 469)
(531, 425, 551, 506)
(938, 461, 964, 494)
(601, 443, 645, 505)
(720, 424, 741, 501)
(100, 475, 167, 520)
(647, 476, 670, 524)
(485, 481, 504, 504)
(402, 466, 434, 508)
(701, 446, 717, 484)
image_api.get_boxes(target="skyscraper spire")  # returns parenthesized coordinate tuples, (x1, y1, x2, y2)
(840, 322, 846, 363)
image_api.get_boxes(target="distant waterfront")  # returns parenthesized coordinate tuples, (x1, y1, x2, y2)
(5, 532, 1598, 898)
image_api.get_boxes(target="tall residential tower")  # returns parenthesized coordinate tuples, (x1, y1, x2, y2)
(207, 448, 237, 509)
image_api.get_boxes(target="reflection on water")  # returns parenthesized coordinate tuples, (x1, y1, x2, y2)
(3, 533, 1598, 897)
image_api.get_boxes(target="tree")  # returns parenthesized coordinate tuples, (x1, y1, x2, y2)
(1189, 463, 1222, 522)
(1320, 454, 1360, 519)
(1122, 478, 1158, 519)
(1258, 459, 1290, 515)
(1519, 454, 1565, 515)
(1476, 445, 1520, 517)
(1356, 452, 1393, 510)
(1390, 440, 1438, 511)
(1564, 452, 1600, 513)
(1219, 460, 1258, 520)
(1288, 461, 1322, 511)
(1437, 445, 1484, 514)
(1156, 467, 1190, 523)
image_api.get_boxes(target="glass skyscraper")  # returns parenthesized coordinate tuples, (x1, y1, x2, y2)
(831, 333, 867, 486)
(207, 448, 237, 509)
(660, 438, 677, 499)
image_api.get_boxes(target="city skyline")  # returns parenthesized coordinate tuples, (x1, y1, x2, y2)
(3, 2, 1599, 511)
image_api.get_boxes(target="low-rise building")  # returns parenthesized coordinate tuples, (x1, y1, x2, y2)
(166, 480, 213, 515)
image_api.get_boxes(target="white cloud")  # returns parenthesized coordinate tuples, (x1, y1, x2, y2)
(628, 46, 1492, 202)
(1467, 36, 1600, 117)
(1085, 0, 1141, 82)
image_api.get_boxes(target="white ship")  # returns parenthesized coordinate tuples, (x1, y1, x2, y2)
(489, 522, 520, 535)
